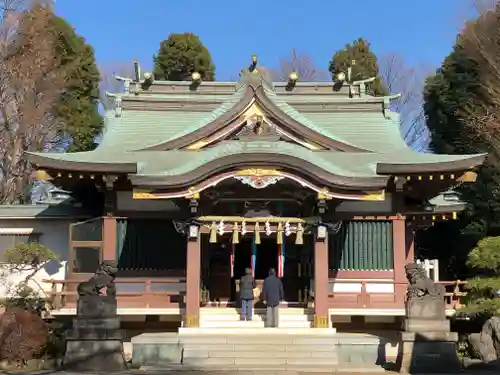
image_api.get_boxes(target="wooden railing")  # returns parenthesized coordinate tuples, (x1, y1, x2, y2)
(327, 279, 468, 310)
(43, 277, 469, 312)
(43, 278, 186, 310)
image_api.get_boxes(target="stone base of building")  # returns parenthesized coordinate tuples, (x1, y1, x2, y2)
(399, 331, 460, 373)
(63, 297, 128, 371)
(64, 339, 128, 371)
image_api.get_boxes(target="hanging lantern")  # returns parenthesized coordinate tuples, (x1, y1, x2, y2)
(254, 222, 261, 244)
(232, 222, 239, 244)
(276, 223, 283, 244)
(295, 223, 304, 245)
(209, 222, 217, 243)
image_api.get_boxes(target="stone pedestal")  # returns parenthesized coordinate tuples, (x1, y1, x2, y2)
(63, 296, 127, 371)
(399, 298, 461, 373)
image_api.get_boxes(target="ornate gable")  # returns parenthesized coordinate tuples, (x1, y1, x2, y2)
(184, 102, 325, 151)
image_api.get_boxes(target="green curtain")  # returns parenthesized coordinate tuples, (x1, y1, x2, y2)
(117, 219, 186, 270)
(329, 221, 393, 270)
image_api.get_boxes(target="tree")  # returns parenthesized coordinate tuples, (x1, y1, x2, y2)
(49, 15, 101, 152)
(421, 9, 500, 282)
(1, 242, 58, 309)
(0, 0, 70, 204)
(378, 53, 431, 150)
(328, 37, 387, 96)
(457, 2, 500, 164)
(270, 48, 329, 82)
(462, 236, 500, 316)
(154, 32, 215, 81)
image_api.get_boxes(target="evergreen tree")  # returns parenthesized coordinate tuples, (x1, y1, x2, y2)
(328, 38, 387, 96)
(154, 32, 215, 81)
(462, 236, 500, 316)
(50, 15, 102, 152)
(422, 40, 500, 281)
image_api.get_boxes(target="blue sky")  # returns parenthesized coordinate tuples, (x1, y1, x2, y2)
(54, 0, 474, 80)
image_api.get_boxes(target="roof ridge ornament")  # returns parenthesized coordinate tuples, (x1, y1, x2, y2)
(237, 55, 274, 91)
(115, 76, 132, 93)
(104, 92, 124, 116)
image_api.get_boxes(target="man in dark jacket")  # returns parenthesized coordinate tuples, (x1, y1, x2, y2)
(261, 268, 284, 327)
(239, 267, 256, 321)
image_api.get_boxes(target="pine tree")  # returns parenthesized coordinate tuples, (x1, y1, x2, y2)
(49, 15, 102, 152)
(154, 32, 215, 81)
(463, 237, 500, 316)
(328, 38, 387, 96)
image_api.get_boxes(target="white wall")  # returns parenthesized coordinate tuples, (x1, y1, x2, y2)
(0, 219, 73, 298)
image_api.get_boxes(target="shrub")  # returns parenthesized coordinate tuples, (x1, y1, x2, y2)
(0, 308, 49, 366)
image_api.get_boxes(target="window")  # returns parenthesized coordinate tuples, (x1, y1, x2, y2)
(0, 233, 40, 263)
(73, 246, 101, 273)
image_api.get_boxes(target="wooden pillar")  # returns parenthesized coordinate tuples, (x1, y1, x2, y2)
(102, 179, 118, 263)
(314, 233, 329, 328)
(405, 223, 415, 263)
(393, 217, 407, 306)
(102, 217, 117, 262)
(185, 236, 201, 327)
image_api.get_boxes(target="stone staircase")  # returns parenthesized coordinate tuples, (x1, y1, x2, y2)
(198, 307, 315, 328)
(131, 330, 395, 372)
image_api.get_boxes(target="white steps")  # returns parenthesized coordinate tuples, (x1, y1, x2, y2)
(198, 307, 315, 328)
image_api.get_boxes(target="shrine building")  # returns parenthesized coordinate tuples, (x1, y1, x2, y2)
(28, 57, 485, 330)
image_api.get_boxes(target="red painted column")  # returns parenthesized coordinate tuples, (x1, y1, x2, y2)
(102, 217, 117, 262)
(314, 234, 329, 328)
(393, 218, 407, 307)
(405, 223, 415, 263)
(185, 236, 201, 327)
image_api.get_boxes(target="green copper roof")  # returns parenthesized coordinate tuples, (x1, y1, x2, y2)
(28, 141, 483, 178)
(99, 86, 248, 151)
(98, 83, 407, 154)
(26, 77, 485, 181)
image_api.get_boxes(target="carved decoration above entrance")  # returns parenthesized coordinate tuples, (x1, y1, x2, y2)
(233, 168, 284, 189)
(234, 175, 284, 189)
(131, 168, 386, 202)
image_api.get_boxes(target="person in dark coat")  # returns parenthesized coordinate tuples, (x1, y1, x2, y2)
(261, 268, 284, 327)
(239, 267, 256, 321)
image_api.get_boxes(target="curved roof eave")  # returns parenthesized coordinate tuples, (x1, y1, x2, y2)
(25, 152, 137, 173)
(376, 154, 486, 174)
(128, 153, 389, 190)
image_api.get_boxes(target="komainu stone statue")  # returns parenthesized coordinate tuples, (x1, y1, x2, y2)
(399, 263, 460, 373)
(468, 316, 500, 363)
(77, 260, 118, 297)
(64, 260, 126, 371)
(405, 263, 445, 300)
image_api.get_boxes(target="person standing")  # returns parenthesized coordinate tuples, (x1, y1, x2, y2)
(239, 267, 256, 321)
(262, 268, 284, 328)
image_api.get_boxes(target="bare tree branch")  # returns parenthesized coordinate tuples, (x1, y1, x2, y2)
(378, 52, 432, 150)
(459, 1, 500, 164)
(270, 48, 329, 82)
(0, 0, 69, 203)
